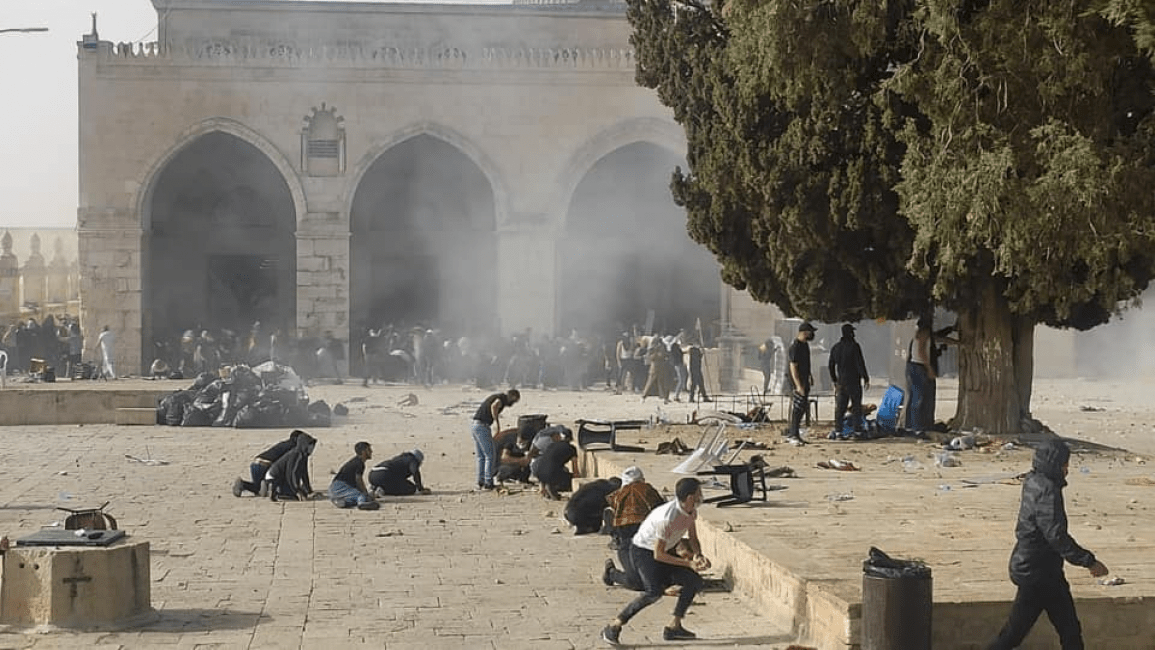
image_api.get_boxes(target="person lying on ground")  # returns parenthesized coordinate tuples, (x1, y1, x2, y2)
(534, 432, 579, 500)
(602, 466, 666, 590)
(369, 448, 430, 497)
(233, 429, 305, 497)
(566, 476, 622, 535)
(266, 431, 317, 502)
(330, 441, 379, 510)
(601, 478, 711, 646)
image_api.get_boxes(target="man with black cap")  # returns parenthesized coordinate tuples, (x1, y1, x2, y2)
(368, 448, 431, 496)
(785, 321, 817, 444)
(828, 323, 870, 437)
(987, 440, 1108, 649)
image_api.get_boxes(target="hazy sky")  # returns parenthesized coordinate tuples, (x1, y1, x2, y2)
(0, 0, 509, 230)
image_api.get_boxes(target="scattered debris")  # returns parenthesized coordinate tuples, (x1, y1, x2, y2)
(397, 393, 419, 407)
(817, 459, 860, 471)
(376, 530, 403, 537)
(765, 466, 798, 479)
(1100, 577, 1126, 586)
(125, 454, 169, 466)
(1079, 405, 1105, 412)
(656, 438, 693, 455)
(825, 493, 854, 502)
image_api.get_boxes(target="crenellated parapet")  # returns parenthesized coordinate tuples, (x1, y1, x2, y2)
(92, 40, 636, 71)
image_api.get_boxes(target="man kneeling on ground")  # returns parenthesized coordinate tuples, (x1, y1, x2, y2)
(330, 441, 379, 510)
(233, 429, 305, 497)
(266, 431, 317, 502)
(602, 466, 666, 590)
(566, 476, 622, 535)
(369, 448, 431, 497)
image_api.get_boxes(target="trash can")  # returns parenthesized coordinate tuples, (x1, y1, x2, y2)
(861, 547, 932, 650)
(517, 414, 549, 442)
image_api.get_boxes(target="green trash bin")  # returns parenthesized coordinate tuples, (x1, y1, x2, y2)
(861, 547, 932, 650)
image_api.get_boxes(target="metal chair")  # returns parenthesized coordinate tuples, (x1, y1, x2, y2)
(697, 451, 771, 507)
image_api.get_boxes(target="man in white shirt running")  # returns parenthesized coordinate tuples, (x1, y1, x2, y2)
(601, 477, 711, 645)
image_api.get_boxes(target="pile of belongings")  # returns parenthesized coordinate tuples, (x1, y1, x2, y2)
(156, 361, 332, 428)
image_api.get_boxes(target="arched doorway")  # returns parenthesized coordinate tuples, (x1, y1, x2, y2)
(561, 141, 720, 341)
(349, 134, 497, 354)
(143, 131, 297, 370)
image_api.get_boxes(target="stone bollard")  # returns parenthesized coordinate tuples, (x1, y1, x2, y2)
(0, 538, 151, 629)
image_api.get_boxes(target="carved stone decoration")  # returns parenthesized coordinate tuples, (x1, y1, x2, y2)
(21, 233, 47, 308)
(301, 103, 346, 177)
(47, 237, 71, 304)
(0, 232, 17, 316)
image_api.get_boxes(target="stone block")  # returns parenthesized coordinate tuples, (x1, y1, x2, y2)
(0, 540, 151, 628)
(115, 407, 159, 426)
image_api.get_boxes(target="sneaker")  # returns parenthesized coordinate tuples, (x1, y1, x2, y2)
(600, 625, 621, 645)
(786, 435, 807, 446)
(357, 500, 380, 511)
(602, 559, 615, 586)
(662, 625, 696, 641)
(258, 480, 270, 498)
(232, 478, 244, 497)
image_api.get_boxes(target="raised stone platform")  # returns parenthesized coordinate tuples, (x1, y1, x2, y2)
(579, 430, 1155, 650)
(0, 384, 171, 425)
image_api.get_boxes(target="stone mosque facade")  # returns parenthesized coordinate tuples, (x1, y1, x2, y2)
(78, 0, 725, 373)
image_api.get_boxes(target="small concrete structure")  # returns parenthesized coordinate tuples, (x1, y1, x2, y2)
(0, 539, 150, 629)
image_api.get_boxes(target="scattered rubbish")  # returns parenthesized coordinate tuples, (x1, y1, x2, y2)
(765, 466, 798, 479)
(1002, 442, 1016, 450)
(1080, 466, 1091, 475)
(826, 493, 854, 502)
(57, 492, 73, 501)
(937, 485, 952, 492)
(550, 527, 562, 534)
(902, 456, 924, 471)
(818, 459, 860, 471)
(1079, 405, 1105, 412)
(863, 547, 931, 580)
(56, 471, 68, 476)
(397, 393, 419, 407)
(946, 435, 976, 451)
(125, 446, 169, 465)
(723, 522, 733, 532)
(375, 530, 403, 537)
(1100, 577, 1126, 586)
(656, 438, 693, 455)
(935, 452, 961, 468)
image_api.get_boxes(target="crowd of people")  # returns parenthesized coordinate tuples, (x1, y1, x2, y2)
(0, 315, 86, 378)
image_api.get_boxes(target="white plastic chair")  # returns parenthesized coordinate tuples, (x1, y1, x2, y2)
(673, 422, 728, 474)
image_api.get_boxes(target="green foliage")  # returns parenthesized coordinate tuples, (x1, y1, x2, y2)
(628, 0, 1155, 331)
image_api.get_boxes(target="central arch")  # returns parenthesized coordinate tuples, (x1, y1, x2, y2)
(349, 132, 499, 360)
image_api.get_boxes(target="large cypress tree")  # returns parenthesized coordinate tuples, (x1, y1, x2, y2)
(628, 0, 1155, 434)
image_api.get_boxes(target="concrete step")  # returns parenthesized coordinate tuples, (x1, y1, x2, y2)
(115, 407, 158, 426)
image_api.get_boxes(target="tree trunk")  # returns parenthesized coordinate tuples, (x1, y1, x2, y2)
(951, 281, 1036, 435)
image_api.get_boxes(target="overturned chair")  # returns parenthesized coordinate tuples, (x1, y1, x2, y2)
(575, 419, 647, 453)
(697, 450, 773, 507)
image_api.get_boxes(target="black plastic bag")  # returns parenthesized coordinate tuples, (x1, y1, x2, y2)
(863, 547, 931, 580)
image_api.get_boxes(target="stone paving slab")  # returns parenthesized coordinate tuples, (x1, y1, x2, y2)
(0, 380, 796, 650)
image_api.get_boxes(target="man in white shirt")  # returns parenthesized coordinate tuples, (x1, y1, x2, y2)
(601, 477, 711, 645)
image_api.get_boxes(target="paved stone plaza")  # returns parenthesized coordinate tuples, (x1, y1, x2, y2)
(0, 377, 1153, 648)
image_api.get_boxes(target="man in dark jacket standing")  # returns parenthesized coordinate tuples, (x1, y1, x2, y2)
(987, 441, 1108, 650)
(828, 324, 869, 437)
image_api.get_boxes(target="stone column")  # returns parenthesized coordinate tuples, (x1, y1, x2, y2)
(20, 234, 46, 309)
(296, 222, 350, 364)
(0, 232, 19, 319)
(496, 215, 556, 337)
(77, 220, 143, 374)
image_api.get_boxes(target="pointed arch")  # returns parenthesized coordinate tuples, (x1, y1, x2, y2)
(344, 122, 509, 227)
(135, 117, 306, 231)
(553, 118, 686, 230)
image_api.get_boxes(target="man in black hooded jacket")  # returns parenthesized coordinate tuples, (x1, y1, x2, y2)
(266, 432, 317, 502)
(987, 440, 1109, 650)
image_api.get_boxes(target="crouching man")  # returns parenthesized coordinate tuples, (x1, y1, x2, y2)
(369, 448, 431, 497)
(601, 477, 710, 646)
(329, 441, 379, 510)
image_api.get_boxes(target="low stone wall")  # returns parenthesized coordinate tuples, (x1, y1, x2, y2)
(0, 390, 168, 425)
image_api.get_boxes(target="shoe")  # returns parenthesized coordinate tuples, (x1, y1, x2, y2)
(232, 478, 244, 497)
(600, 625, 621, 645)
(602, 559, 615, 586)
(702, 397, 713, 403)
(662, 625, 696, 641)
(357, 500, 380, 510)
(258, 480, 270, 498)
(480, 484, 496, 491)
(785, 435, 807, 446)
